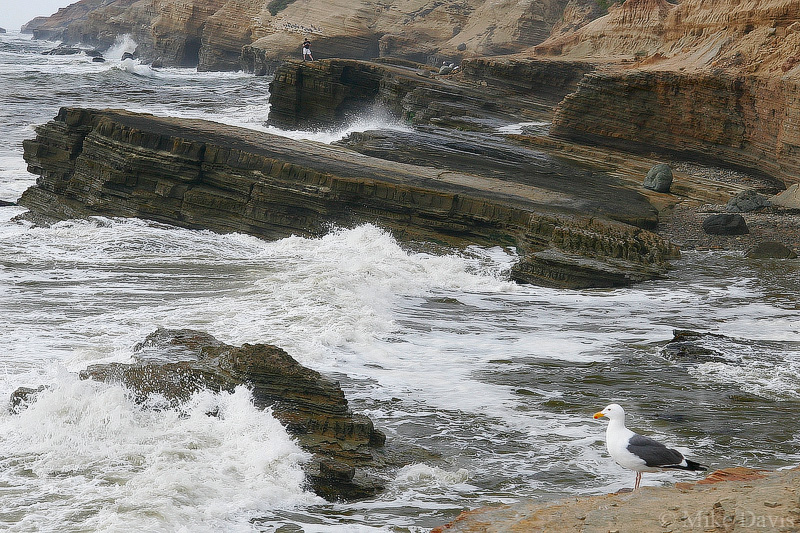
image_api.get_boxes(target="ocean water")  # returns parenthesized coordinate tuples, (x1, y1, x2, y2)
(1, 32, 800, 532)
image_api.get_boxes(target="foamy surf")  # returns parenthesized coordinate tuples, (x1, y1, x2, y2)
(0, 376, 317, 532)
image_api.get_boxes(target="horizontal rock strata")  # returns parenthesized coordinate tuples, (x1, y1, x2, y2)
(550, 69, 800, 186)
(20, 107, 678, 288)
(26, 0, 587, 71)
(267, 58, 593, 131)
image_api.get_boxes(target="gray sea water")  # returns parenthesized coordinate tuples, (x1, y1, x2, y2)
(2, 32, 800, 532)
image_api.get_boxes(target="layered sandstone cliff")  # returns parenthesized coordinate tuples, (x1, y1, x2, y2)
(28, 0, 594, 71)
(531, 0, 800, 186)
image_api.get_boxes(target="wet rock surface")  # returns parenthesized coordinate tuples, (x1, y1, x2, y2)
(746, 241, 798, 259)
(19, 106, 679, 289)
(659, 330, 732, 364)
(11, 328, 390, 501)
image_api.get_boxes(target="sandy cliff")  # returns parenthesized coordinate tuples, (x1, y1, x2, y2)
(528, 0, 800, 186)
(29, 0, 592, 71)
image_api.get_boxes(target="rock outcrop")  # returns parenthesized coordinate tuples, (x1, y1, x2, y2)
(266, 58, 592, 130)
(19, 106, 679, 289)
(25, 0, 593, 72)
(537, 0, 800, 187)
(11, 328, 387, 500)
(22, 0, 800, 190)
(433, 467, 800, 533)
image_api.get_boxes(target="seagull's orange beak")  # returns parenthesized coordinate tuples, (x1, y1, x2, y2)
(593, 411, 605, 419)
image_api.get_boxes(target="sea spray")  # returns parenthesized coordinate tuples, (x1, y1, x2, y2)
(0, 375, 317, 532)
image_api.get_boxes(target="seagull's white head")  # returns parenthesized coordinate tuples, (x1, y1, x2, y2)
(593, 403, 625, 421)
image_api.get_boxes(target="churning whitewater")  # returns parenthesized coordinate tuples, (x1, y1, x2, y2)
(1, 31, 800, 532)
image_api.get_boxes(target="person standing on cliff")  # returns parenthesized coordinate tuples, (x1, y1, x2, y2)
(302, 39, 313, 61)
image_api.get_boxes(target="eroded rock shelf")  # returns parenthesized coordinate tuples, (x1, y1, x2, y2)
(19, 106, 679, 289)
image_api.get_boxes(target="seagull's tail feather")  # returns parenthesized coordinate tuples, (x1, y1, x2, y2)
(662, 458, 707, 471)
(684, 459, 707, 471)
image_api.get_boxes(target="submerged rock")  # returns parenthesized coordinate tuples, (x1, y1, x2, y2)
(746, 241, 798, 259)
(42, 45, 83, 55)
(12, 328, 388, 501)
(660, 329, 730, 363)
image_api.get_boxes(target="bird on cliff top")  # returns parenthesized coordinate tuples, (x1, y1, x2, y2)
(593, 403, 706, 490)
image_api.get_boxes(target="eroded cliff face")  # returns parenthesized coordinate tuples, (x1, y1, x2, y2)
(29, 0, 589, 71)
(535, 0, 800, 75)
(534, 0, 800, 185)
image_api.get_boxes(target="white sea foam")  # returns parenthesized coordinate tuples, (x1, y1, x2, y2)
(496, 121, 550, 134)
(264, 107, 414, 144)
(692, 357, 800, 400)
(393, 464, 471, 486)
(4, 36, 800, 529)
(0, 375, 317, 532)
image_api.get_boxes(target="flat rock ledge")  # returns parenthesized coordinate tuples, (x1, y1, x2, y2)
(10, 328, 388, 501)
(434, 467, 800, 532)
(19, 107, 679, 289)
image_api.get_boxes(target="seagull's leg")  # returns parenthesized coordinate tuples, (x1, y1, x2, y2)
(634, 472, 641, 490)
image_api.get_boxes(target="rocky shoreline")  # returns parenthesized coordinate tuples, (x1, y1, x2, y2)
(18, 105, 680, 289)
(10, 329, 396, 501)
(433, 467, 800, 532)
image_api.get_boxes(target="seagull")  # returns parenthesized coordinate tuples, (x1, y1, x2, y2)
(593, 403, 706, 489)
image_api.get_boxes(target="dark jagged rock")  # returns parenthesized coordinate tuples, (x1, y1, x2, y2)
(702, 213, 749, 235)
(660, 329, 730, 363)
(19, 106, 679, 289)
(746, 241, 798, 259)
(42, 45, 83, 55)
(13, 328, 387, 500)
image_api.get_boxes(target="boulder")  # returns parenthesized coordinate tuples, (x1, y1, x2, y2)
(0, 27, 6, 34)
(746, 241, 798, 259)
(725, 189, 770, 212)
(701, 213, 749, 235)
(770, 183, 800, 209)
(643, 163, 673, 192)
(12, 328, 389, 500)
